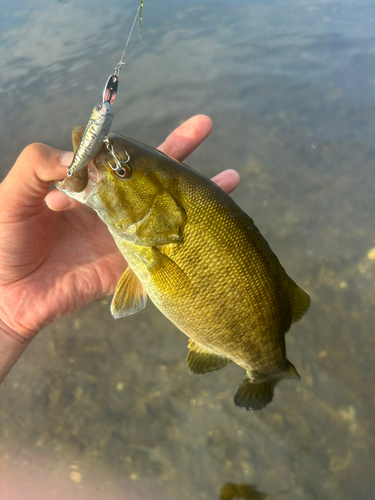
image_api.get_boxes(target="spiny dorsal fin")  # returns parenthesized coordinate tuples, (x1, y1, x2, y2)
(289, 280, 311, 323)
(110, 266, 147, 319)
(187, 339, 232, 374)
(234, 376, 278, 411)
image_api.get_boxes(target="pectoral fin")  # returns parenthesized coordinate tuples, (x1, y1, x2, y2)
(187, 339, 232, 374)
(111, 266, 147, 319)
(148, 247, 188, 292)
(131, 190, 186, 246)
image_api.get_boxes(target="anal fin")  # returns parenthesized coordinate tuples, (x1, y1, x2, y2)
(284, 360, 300, 380)
(187, 339, 232, 374)
(111, 266, 147, 319)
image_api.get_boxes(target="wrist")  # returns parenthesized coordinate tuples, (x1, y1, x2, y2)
(0, 318, 31, 384)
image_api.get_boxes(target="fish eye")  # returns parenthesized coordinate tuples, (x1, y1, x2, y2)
(115, 165, 131, 178)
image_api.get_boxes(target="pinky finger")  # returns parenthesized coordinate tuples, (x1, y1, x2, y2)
(211, 169, 240, 194)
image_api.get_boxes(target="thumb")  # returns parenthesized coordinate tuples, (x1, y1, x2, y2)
(0, 143, 72, 215)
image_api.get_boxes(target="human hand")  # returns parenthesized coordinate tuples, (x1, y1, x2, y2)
(0, 115, 240, 383)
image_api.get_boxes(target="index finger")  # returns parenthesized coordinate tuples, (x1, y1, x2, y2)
(0, 144, 71, 218)
(158, 115, 213, 161)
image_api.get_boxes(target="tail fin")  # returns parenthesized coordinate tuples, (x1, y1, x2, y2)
(234, 361, 300, 411)
(234, 377, 277, 411)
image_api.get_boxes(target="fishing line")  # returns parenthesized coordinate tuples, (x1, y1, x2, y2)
(114, 0, 144, 77)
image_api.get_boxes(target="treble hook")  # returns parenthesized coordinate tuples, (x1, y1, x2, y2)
(103, 137, 130, 175)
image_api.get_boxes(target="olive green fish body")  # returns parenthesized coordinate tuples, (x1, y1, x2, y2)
(58, 131, 310, 410)
(116, 182, 291, 373)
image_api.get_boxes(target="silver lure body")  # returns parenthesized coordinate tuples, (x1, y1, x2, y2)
(67, 74, 119, 177)
(67, 101, 113, 176)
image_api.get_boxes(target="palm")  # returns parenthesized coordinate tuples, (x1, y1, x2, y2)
(0, 116, 239, 340)
(0, 200, 125, 335)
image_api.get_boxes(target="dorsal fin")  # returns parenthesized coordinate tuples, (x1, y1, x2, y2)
(289, 280, 310, 323)
(187, 340, 232, 374)
(111, 266, 147, 318)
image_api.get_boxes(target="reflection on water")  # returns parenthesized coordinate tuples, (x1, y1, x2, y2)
(220, 483, 268, 500)
(1, 0, 375, 499)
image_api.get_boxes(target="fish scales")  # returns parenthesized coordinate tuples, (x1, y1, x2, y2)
(57, 132, 310, 410)
(131, 169, 290, 368)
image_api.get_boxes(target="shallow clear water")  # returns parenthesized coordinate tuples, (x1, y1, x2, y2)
(1, 0, 375, 498)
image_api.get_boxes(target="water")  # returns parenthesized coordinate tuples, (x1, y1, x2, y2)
(0, 0, 375, 498)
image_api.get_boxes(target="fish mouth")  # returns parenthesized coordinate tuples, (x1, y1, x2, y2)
(59, 166, 88, 193)
(55, 161, 102, 202)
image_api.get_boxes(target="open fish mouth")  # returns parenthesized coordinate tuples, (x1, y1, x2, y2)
(58, 165, 89, 193)
(55, 160, 102, 202)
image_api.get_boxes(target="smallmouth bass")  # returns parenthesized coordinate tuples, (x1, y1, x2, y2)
(58, 128, 310, 411)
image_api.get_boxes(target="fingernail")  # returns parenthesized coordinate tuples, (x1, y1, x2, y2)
(59, 151, 74, 167)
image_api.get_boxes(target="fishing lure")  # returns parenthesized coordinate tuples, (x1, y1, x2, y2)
(67, 0, 144, 177)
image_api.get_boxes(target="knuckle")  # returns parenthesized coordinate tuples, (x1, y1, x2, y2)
(21, 143, 48, 164)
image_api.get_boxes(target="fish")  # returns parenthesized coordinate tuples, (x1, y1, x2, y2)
(56, 130, 310, 411)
